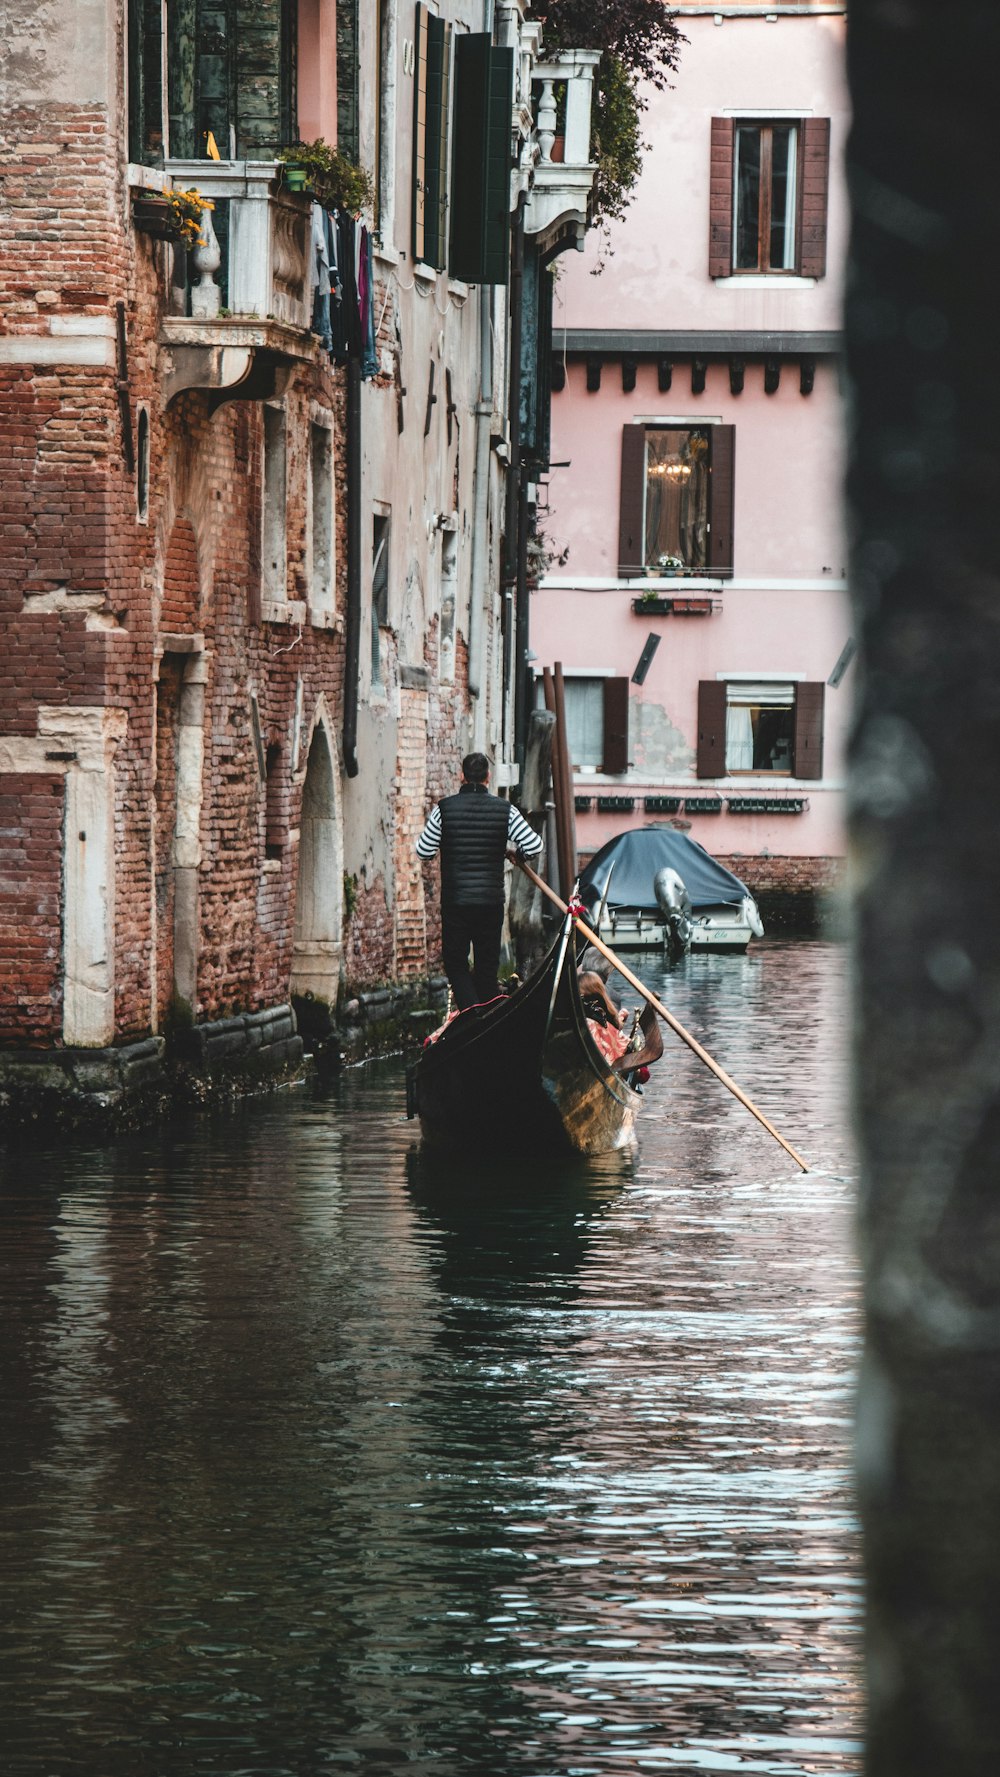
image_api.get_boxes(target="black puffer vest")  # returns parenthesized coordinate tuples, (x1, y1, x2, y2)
(438, 784, 511, 906)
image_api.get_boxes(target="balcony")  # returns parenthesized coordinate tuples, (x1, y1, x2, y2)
(525, 50, 600, 254)
(155, 160, 321, 405)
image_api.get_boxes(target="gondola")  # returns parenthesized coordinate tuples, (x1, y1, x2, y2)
(406, 914, 652, 1157)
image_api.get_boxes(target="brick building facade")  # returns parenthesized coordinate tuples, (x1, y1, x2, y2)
(0, 0, 597, 1113)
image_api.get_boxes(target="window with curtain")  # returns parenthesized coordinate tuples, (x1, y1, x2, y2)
(725, 681, 795, 773)
(534, 677, 630, 774)
(643, 428, 711, 572)
(619, 424, 735, 579)
(698, 681, 825, 779)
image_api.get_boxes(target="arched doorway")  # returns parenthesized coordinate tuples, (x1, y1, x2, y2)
(290, 724, 343, 1004)
(152, 649, 205, 1028)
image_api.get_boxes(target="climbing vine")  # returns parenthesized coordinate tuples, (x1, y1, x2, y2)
(534, 0, 684, 235)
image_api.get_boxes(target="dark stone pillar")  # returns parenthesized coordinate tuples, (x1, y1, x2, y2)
(846, 5, 1000, 1771)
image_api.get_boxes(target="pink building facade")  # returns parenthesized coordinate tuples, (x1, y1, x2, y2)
(531, 0, 850, 919)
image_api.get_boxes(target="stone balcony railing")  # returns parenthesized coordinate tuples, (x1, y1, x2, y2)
(525, 50, 600, 252)
(157, 160, 318, 405)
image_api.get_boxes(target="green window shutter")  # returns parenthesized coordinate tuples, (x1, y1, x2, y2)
(423, 16, 448, 268)
(413, 11, 450, 270)
(167, 0, 197, 158)
(433, 25, 453, 269)
(128, 0, 164, 164)
(197, 0, 234, 159)
(449, 35, 514, 285)
(236, 0, 295, 159)
(412, 5, 430, 262)
(166, 0, 294, 162)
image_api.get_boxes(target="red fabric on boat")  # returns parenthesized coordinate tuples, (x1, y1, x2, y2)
(587, 1019, 630, 1066)
(424, 995, 507, 1046)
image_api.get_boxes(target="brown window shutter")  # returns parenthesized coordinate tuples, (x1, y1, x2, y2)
(709, 117, 735, 278)
(696, 680, 728, 779)
(618, 424, 646, 577)
(797, 117, 830, 279)
(602, 678, 630, 775)
(793, 681, 825, 778)
(707, 424, 735, 578)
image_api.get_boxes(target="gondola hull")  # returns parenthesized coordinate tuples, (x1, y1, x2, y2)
(408, 923, 642, 1156)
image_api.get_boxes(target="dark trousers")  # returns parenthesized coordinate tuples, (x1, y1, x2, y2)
(441, 901, 504, 1010)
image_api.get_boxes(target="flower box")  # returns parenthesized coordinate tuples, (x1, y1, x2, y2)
(727, 797, 809, 815)
(132, 193, 181, 240)
(631, 595, 716, 617)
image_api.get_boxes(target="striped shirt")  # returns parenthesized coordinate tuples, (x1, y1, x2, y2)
(416, 801, 543, 861)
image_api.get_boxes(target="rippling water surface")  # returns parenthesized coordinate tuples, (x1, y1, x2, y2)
(0, 940, 860, 1775)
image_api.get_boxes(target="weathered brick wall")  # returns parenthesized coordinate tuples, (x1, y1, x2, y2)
(160, 516, 200, 634)
(345, 875, 395, 986)
(1, 90, 130, 1041)
(0, 775, 64, 1044)
(2, 41, 482, 1044)
(395, 687, 430, 979)
(0, 91, 129, 668)
(719, 854, 844, 895)
(153, 658, 182, 1026)
(418, 627, 472, 974)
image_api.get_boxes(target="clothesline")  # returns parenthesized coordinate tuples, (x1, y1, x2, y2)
(310, 203, 378, 378)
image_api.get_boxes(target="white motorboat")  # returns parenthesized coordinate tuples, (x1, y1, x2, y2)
(579, 827, 764, 955)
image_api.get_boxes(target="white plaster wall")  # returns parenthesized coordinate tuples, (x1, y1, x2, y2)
(0, 0, 115, 108)
(344, 0, 512, 898)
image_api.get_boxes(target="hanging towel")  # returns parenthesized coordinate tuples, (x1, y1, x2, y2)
(360, 227, 378, 380)
(337, 211, 363, 360)
(327, 210, 349, 363)
(310, 202, 333, 352)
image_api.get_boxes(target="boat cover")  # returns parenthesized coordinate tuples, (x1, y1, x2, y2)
(579, 827, 750, 912)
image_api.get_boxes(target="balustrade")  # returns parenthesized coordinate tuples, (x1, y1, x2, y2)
(525, 51, 601, 249)
(163, 161, 310, 329)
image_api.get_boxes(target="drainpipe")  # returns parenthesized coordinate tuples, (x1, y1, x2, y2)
(467, 0, 496, 734)
(467, 290, 493, 720)
(343, 356, 362, 778)
(504, 193, 526, 763)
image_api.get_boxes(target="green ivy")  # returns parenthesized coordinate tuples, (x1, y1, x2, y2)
(590, 55, 645, 227)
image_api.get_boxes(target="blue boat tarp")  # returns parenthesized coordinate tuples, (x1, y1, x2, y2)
(579, 827, 750, 913)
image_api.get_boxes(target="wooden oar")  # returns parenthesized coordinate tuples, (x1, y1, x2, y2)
(514, 857, 810, 1173)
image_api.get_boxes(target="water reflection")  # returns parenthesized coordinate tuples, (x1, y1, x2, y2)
(0, 940, 860, 1774)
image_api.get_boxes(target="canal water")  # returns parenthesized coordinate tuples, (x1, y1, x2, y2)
(0, 939, 860, 1776)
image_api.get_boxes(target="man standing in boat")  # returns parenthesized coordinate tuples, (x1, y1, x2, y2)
(416, 753, 543, 1010)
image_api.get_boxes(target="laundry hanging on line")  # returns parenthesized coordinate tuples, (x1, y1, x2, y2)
(310, 204, 378, 378)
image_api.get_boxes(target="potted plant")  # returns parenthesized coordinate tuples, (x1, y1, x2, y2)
(655, 553, 684, 575)
(132, 185, 213, 247)
(277, 139, 374, 212)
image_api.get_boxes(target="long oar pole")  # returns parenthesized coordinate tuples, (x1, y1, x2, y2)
(515, 857, 810, 1172)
